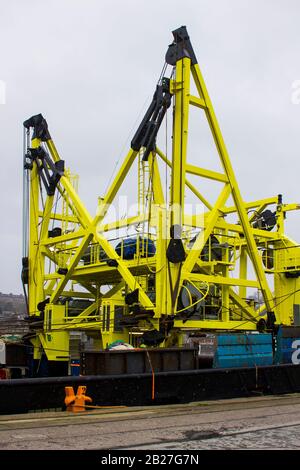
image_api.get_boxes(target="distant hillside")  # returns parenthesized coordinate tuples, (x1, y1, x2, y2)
(0, 293, 28, 335)
(0, 292, 26, 317)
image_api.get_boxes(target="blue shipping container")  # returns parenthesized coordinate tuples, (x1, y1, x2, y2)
(274, 326, 300, 364)
(214, 333, 273, 368)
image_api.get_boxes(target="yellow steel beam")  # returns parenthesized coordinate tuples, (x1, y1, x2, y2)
(150, 152, 165, 205)
(45, 273, 62, 280)
(156, 146, 212, 210)
(167, 56, 192, 315)
(102, 281, 125, 298)
(186, 164, 228, 183)
(40, 229, 85, 246)
(39, 196, 55, 240)
(99, 215, 145, 233)
(170, 56, 191, 227)
(223, 197, 278, 214)
(229, 288, 258, 321)
(38, 212, 79, 223)
(67, 299, 100, 324)
(183, 184, 231, 273)
(239, 246, 247, 299)
(62, 321, 102, 330)
(215, 219, 280, 240)
(185, 272, 259, 288)
(189, 94, 207, 109)
(80, 282, 98, 296)
(184, 213, 281, 240)
(44, 290, 94, 299)
(155, 207, 168, 317)
(71, 256, 155, 278)
(28, 141, 44, 315)
(190, 62, 275, 310)
(282, 203, 300, 212)
(41, 246, 60, 265)
(174, 319, 256, 330)
(94, 147, 138, 226)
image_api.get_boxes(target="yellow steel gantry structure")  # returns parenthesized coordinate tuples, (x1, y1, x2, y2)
(21, 27, 300, 365)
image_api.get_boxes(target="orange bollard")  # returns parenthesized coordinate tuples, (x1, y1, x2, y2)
(64, 385, 92, 412)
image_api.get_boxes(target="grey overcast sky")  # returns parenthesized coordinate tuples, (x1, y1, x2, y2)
(1, 0, 300, 294)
